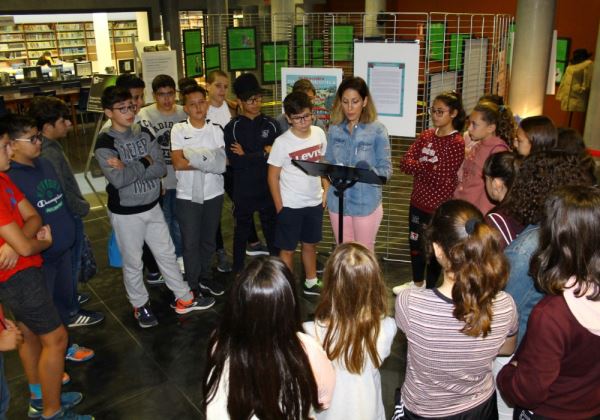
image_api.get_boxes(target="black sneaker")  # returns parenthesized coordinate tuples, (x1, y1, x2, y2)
(303, 280, 323, 296)
(199, 279, 225, 296)
(245, 242, 269, 256)
(174, 293, 216, 314)
(77, 293, 90, 306)
(68, 310, 105, 328)
(146, 272, 165, 285)
(134, 303, 158, 328)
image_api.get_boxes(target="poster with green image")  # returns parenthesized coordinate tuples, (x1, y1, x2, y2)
(331, 24, 354, 61)
(227, 27, 257, 71)
(429, 23, 445, 61)
(183, 29, 203, 77)
(262, 42, 289, 84)
(204, 44, 221, 73)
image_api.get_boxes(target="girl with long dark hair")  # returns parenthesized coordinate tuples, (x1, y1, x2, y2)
(202, 257, 335, 419)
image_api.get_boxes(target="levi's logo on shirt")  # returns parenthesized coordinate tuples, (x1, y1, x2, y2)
(289, 144, 322, 162)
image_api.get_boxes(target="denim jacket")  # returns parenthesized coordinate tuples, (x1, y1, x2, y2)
(504, 224, 545, 346)
(325, 120, 392, 216)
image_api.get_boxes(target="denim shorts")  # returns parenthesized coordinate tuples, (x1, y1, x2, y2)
(0, 268, 62, 335)
(275, 204, 323, 251)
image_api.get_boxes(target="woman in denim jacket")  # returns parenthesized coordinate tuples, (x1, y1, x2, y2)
(324, 77, 392, 251)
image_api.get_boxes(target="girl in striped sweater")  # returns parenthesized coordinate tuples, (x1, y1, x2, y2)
(394, 199, 518, 419)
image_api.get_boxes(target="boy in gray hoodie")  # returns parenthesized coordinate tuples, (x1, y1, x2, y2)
(94, 87, 214, 328)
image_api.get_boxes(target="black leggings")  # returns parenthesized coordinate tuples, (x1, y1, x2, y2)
(408, 205, 441, 288)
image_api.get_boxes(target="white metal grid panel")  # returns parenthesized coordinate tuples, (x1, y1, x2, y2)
(194, 12, 513, 261)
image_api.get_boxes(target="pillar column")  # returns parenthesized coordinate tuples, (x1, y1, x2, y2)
(92, 13, 112, 73)
(158, 0, 182, 80)
(136, 12, 150, 43)
(508, 0, 556, 118)
(583, 23, 600, 150)
(365, 0, 385, 38)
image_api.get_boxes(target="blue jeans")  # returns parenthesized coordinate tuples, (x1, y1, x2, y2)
(68, 216, 84, 317)
(504, 224, 545, 346)
(161, 189, 183, 258)
(0, 354, 9, 419)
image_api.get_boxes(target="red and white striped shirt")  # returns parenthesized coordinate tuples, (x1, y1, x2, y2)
(395, 288, 517, 417)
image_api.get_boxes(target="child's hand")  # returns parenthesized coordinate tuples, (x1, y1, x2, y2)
(263, 145, 272, 154)
(0, 243, 19, 270)
(36, 225, 52, 243)
(0, 321, 23, 351)
(230, 142, 245, 156)
(106, 157, 125, 169)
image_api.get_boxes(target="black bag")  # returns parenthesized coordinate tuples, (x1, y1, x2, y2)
(78, 234, 97, 283)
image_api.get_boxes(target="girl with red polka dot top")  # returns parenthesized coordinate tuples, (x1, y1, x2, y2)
(395, 92, 466, 293)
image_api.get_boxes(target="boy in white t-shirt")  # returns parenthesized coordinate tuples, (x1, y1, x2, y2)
(267, 92, 327, 295)
(171, 84, 226, 297)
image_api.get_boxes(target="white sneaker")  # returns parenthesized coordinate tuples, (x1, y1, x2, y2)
(177, 256, 185, 273)
(393, 281, 425, 295)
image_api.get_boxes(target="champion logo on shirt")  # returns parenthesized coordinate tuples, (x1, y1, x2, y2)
(261, 129, 270, 138)
(288, 144, 322, 162)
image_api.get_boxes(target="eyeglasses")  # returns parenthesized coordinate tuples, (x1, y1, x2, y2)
(112, 104, 137, 114)
(156, 91, 176, 98)
(13, 133, 43, 144)
(429, 108, 450, 117)
(290, 113, 312, 123)
(244, 95, 263, 105)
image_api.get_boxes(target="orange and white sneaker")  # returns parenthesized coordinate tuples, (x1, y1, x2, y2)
(65, 343, 95, 362)
(175, 293, 216, 314)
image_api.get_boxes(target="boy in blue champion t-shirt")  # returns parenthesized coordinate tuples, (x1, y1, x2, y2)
(7, 115, 98, 369)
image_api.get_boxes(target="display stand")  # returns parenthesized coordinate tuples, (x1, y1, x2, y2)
(292, 160, 386, 245)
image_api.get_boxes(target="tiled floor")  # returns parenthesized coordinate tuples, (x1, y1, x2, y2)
(4, 119, 412, 419)
(4, 198, 411, 420)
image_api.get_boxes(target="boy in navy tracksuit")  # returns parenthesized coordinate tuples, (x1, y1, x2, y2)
(223, 73, 281, 272)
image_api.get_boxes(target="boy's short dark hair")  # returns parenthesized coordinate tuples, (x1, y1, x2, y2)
(27, 97, 70, 131)
(152, 74, 176, 92)
(283, 91, 312, 116)
(178, 77, 198, 92)
(182, 85, 207, 105)
(115, 73, 145, 90)
(101, 86, 132, 110)
(0, 115, 11, 136)
(292, 79, 316, 96)
(7, 115, 36, 139)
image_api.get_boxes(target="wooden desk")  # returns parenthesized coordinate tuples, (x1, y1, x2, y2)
(3, 88, 81, 133)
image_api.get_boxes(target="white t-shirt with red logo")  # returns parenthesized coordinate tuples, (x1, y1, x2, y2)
(268, 126, 327, 209)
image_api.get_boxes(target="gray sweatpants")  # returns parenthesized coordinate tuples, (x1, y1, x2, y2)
(175, 194, 224, 290)
(109, 204, 192, 308)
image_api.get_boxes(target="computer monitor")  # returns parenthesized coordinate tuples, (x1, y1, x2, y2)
(23, 66, 43, 81)
(74, 61, 93, 77)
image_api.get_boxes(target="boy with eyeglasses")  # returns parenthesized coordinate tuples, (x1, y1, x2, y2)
(224, 73, 281, 272)
(268, 92, 327, 295)
(137, 74, 187, 272)
(95, 86, 214, 329)
(275, 79, 327, 133)
(2, 116, 91, 419)
(27, 97, 105, 332)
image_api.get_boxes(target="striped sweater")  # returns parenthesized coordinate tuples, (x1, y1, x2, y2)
(395, 288, 518, 417)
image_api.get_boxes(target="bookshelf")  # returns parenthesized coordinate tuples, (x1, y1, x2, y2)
(0, 20, 138, 66)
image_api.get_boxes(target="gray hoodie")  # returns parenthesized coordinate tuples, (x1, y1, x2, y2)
(94, 124, 166, 214)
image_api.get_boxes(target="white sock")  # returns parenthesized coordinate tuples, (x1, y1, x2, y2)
(305, 278, 318, 287)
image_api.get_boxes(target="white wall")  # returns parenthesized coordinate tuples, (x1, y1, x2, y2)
(13, 12, 138, 24)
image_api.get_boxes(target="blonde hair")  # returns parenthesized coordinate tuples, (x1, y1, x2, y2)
(330, 77, 378, 125)
(315, 242, 388, 373)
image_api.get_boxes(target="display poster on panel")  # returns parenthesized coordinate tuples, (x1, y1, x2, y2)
(280, 67, 343, 128)
(354, 42, 420, 137)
